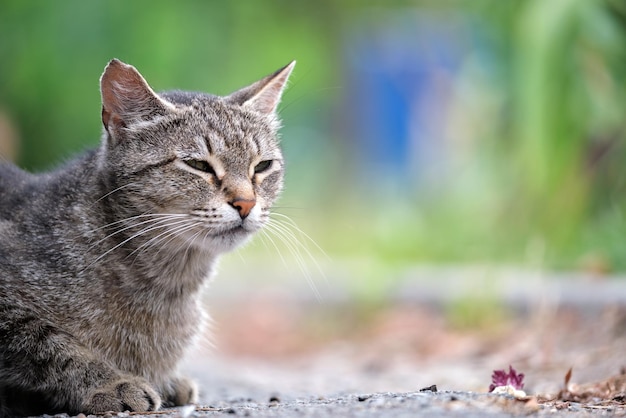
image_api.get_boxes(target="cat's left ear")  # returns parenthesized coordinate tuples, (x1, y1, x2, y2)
(227, 61, 295, 115)
(100, 59, 173, 141)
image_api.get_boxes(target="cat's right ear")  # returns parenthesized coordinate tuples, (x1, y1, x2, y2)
(226, 61, 295, 116)
(100, 59, 173, 142)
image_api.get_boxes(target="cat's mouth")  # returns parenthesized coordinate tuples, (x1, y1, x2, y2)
(227, 225, 246, 234)
(210, 223, 254, 237)
(202, 223, 256, 252)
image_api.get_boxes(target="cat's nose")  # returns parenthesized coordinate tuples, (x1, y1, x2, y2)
(230, 198, 256, 219)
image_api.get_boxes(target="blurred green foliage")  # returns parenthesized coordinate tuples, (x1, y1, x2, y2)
(0, 0, 337, 169)
(1, 0, 626, 278)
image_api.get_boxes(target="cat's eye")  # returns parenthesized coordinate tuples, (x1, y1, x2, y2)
(184, 159, 215, 174)
(254, 160, 273, 174)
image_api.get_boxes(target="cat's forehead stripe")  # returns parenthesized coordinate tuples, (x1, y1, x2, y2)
(202, 135, 212, 155)
(250, 132, 260, 155)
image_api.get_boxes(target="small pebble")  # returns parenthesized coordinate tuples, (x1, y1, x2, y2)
(524, 397, 540, 413)
(369, 397, 386, 406)
(179, 404, 196, 418)
(491, 385, 527, 399)
(357, 394, 372, 402)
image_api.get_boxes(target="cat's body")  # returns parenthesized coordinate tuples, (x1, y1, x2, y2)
(0, 59, 294, 416)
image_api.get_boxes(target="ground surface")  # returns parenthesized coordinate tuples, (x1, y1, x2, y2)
(41, 267, 626, 417)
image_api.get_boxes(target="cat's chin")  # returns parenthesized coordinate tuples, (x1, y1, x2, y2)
(199, 226, 255, 254)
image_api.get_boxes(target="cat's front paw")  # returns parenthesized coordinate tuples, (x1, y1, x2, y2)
(83, 377, 161, 413)
(162, 376, 198, 406)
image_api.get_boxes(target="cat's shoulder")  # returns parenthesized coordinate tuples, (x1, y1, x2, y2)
(0, 159, 32, 178)
(0, 161, 35, 216)
(0, 160, 34, 190)
(0, 150, 97, 188)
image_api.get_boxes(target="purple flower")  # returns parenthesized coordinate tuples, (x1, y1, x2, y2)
(489, 365, 525, 392)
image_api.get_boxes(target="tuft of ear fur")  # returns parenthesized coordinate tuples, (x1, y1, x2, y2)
(226, 61, 295, 115)
(100, 59, 173, 141)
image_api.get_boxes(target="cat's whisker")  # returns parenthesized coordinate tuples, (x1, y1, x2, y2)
(258, 226, 317, 296)
(256, 230, 276, 257)
(88, 216, 177, 245)
(84, 218, 194, 271)
(158, 221, 205, 255)
(85, 216, 188, 255)
(181, 227, 208, 262)
(264, 221, 315, 278)
(263, 219, 324, 302)
(126, 218, 202, 262)
(91, 182, 139, 205)
(268, 213, 331, 294)
(154, 220, 222, 262)
(270, 212, 331, 261)
(264, 221, 305, 264)
(258, 229, 290, 269)
(267, 216, 329, 277)
(85, 213, 188, 234)
(197, 227, 215, 253)
(130, 226, 192, 268)
(136, 221, 200, 264)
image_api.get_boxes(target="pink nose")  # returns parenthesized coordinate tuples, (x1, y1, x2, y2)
(230, 198, 256, 219)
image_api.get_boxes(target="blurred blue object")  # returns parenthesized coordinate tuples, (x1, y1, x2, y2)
(343, 9, 484, 193)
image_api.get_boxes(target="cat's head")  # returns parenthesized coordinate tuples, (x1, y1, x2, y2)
(98, 59, 294, 253)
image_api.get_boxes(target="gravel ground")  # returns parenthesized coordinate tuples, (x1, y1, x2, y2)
(59, 391, 625, 418)
(32, 267, 626, 417)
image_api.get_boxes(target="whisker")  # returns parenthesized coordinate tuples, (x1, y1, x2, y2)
(255, 230, 274, 255)
(264, 221, 314, 273)
(127, 219, 201, 261)
(82, 218, 192, 271)
(269, 205, 309, 211)
(86, 213, 188, 234)
(270, 212, 331, 261)
(91, 182, 139, 206)
(264, 225, 321, 302)
(129, 225, 192, 268)
(267, 217, 330, 277)
(263, 219, 325, 302)
(86, 216, 188, 252)
(258, 229, 289, 269)
(197, 227, 211, 251)
(181, 227, 207, 262)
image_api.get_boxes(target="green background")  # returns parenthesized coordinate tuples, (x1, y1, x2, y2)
(1, 0, 626, 295)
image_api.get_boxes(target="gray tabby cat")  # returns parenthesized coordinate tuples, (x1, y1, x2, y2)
(0, 58, 294, 416)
